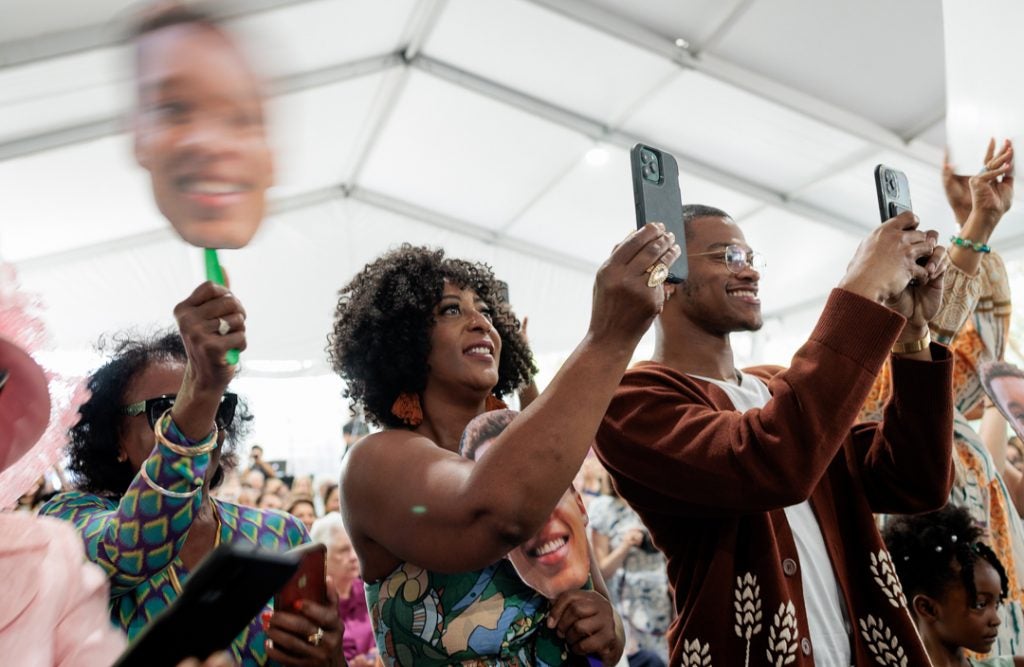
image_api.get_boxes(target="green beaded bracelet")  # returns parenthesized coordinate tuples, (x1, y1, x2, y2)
(950, 235, 991, 253)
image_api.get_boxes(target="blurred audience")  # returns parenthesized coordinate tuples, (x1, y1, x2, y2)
(291, 474, 314, 498)
(248, 443, 278, 479)
(257, 491, 284, 511)
(322, 482, 341, 516)
(287, 496, 317, 532)
(242, 468, 267, 495)
(312, 513, 376, 666)
(589, 478, 671, 665)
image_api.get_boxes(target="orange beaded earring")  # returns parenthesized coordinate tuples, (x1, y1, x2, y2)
(391, 392, 423, 427)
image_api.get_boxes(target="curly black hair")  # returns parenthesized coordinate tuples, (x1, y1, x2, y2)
(66, 330, 251, 497)
(883, 504, 1009, 611)
(328, 244, 536, 430)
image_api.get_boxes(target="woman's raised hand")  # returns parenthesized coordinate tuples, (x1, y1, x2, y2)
(588, 222, 681, 349)
(171, 281, 248, 439)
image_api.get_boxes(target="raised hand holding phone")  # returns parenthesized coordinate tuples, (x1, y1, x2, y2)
(630, 144, 688, 283)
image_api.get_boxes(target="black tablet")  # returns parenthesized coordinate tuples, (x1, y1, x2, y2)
(113, 543, 300, 667)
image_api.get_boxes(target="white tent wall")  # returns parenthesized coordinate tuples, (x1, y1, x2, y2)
(5, 0, 1024, 477)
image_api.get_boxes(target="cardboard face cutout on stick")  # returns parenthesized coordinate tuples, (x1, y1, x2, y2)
(981, 361, 1024, 441)
(133, 13, 273, 249)
(460, 409, 592, 599)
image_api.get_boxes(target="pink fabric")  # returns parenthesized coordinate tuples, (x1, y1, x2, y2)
(0, 264, 90, 509)
(0, 513, 126, 666)
(338, 578, 374, 661)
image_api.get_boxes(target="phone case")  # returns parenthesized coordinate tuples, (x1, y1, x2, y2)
(874, 164, 913, 221)
(274, 542, 328, 612)
(113, 544, 299, 667)
(630, 144, 688, 282)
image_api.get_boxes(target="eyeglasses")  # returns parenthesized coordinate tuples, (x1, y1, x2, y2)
(688, 245, 766, 274)
(122, 392, 238, 431)
(0, 368, 8, 397)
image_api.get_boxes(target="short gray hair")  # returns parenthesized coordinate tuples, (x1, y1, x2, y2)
(310, 512, 347, 546)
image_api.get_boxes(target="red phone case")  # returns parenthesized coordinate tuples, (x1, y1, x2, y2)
(274, 543, 328, 611)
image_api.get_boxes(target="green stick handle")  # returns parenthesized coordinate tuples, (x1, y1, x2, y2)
(204, 248, 240, 366)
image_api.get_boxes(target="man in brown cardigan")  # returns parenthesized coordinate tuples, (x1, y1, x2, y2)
(596, 204, 955, 666)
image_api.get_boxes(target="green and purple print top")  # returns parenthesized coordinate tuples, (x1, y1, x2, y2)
(367, 559, 573, 666)
(40, 430, 308, 667)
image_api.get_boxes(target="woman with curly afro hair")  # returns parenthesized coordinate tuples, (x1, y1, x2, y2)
(41, 281, 346, 667)
(330, 226, 680, 666)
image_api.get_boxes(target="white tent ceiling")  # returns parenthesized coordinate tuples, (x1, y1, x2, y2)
(3, 0, 1023, 381)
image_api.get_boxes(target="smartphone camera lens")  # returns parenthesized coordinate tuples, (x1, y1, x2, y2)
(640, 148, 661, 184)
(883, 170, 900, 198)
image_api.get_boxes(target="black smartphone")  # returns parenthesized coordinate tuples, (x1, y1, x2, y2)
(874, 164, 913, 221)
(874, 164, 927, 275)
(113, 544, 299, 667)
(630, 143, 687, 282)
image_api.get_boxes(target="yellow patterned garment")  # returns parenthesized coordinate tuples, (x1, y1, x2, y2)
(860, 251, 1023, 656)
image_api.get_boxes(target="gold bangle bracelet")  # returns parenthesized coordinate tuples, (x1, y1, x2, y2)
(138, 462, 202, 499)
(154, 409, 218, 456)
(892, 332, 931, 355)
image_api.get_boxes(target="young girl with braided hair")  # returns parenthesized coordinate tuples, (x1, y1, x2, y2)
(883, 504, 1021, 666)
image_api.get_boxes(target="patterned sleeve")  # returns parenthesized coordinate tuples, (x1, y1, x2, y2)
(40, 422, 212, 597)
(284, 512, 312, 548)
(859, 259, 986, 422)
(929, 260, 986, 345)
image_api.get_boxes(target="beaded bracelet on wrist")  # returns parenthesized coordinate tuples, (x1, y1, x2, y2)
(154, 409, 219, 456)
(950, 235, 991, 253)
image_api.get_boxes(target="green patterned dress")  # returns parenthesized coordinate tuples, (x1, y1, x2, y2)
(367, 559, 574, 666)
(40, 427, 309, 667)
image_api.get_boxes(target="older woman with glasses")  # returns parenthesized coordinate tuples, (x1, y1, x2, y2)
(40, 282, 346, 667)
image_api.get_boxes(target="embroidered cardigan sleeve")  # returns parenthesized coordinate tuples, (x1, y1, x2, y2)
(596, 289, 952, 517)
(40, 427, 212, 597)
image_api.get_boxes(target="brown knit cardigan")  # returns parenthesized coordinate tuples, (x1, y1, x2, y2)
(596, 289, 954, 667)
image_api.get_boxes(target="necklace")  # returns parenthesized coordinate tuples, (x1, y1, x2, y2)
(167, 497, 222, 594)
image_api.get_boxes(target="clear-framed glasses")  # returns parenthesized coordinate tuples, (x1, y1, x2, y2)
(688, 244, 766, 274)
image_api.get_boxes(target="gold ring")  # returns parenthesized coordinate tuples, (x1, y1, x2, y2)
(646, 263, 669, 287)
(307, 627, 324, 646)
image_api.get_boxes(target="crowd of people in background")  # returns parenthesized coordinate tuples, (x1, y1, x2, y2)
(7, 3, 1024, 667)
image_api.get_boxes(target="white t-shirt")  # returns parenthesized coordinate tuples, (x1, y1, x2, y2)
(690, 371, 853, 667)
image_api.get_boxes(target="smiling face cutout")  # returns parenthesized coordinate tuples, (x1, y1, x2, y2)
(133, 19, 273, 249)
(460, 409, 591, 598)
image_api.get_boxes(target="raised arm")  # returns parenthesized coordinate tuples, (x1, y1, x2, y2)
(40, 437, 213, 595)
(597, 291, 904, 516)
(344, 225, 680, 573)
(599, 215, 946, 515)
(41, 281, 245, 594)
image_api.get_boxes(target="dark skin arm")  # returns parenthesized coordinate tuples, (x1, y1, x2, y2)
(345, 225, 682, 580)
(942, 138, 1014, 275)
